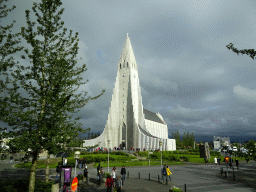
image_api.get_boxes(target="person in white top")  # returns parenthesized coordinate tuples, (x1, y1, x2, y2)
(214, 157, 217, 166)
(112, 168, 116, 186)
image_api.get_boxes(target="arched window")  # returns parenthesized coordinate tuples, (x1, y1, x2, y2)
(120, 64, 121, 69)
(127, 62, 128, 67)
(123, 60, 125, 68)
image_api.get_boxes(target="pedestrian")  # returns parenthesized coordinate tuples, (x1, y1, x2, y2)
(99, 167, 104, 184)
(214, 157, 217, 166)
(162, 165, 167, 184)
(204, 157, 208, 166)
(79, 159, 83, 169)
(82, 158, 86, 168)
(97, 163, 100, 180)
(63, 158, 67, 166)
(111, 168, 116, 186)
(84, 166, 88, 181)
(115, 175, 122, 192)
(217, 157, 221, 165)
(235, 158, 239, 169)
(9, 156, 13, 163)
(56, 164, 62, 180)
(105, 175, 114, 192)
(166, 165, 172, 182)
(121, 165, 126, 184)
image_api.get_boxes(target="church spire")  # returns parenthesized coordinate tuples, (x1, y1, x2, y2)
(119, 34, 137, 69)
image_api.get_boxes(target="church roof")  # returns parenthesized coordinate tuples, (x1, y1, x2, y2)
(143, 109, 165, 124)
(138, 125, 158, 138)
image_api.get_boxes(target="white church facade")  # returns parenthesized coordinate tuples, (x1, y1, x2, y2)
(83, 34, 176, 151)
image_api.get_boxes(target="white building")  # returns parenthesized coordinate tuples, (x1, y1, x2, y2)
(213, 136, 230, 149)
(83, 34, 176, 151)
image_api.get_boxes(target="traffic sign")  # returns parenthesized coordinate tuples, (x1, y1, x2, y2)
(71, 177, 78, 191)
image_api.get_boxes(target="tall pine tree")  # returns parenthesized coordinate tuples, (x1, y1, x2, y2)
(4, 0, 104, 191)
(0, 0, 23, 135)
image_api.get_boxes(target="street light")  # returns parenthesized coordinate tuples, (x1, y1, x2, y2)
(74, 151, 80, 179)
(108, 140, 110, 173)
(159, 141, 162, 168)
(147, 142, 150, 166)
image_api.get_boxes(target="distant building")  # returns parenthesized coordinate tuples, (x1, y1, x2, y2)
(213, 136, 230, 149)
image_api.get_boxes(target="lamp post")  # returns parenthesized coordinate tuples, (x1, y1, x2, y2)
(147, 142, 150, 166)
(108, 140, 110, 173)
(74, 151, 80, 179)
(159, 141, 162, 168)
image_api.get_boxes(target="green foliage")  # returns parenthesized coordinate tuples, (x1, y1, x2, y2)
(226, 43, 256, 60)
(77, 174, 83, 181)
(0, 177, 54, 192)
(171, 130, 181, 148)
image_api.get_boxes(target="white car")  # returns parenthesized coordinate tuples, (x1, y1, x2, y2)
(232, 147, 238, 151)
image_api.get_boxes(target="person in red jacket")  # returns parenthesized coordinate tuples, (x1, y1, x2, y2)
(105, 175, 114, 192)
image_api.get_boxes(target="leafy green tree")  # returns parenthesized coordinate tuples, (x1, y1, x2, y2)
(3, 0, 104, 191)
(0, 0, 23, 128)
(171, 130, 181, 149)
(226, 43, 256, 60)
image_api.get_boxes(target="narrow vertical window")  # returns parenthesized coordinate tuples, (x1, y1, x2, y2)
(120, 64, 121, 69)
(123, 60, 125, 68)
(123, 108, 124, 111)
(127, 62, 128, 67)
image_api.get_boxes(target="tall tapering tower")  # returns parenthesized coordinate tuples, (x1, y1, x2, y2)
(104, 33, 146, 149)
(83, 34, 176, 151)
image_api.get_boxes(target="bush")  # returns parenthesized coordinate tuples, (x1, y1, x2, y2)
(168, 155, 179, 161)
(0, 177, 54, 192)
(180, 156, 190, 162)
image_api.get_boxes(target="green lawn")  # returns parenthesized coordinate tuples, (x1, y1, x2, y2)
(93, 161, 185, 168)
(14, 152, 245, 169)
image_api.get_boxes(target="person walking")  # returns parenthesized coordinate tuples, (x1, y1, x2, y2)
(121, 165, 126, 184)
(111, 168, 116, 187)
(217, 157, 221, 165)
(55, 164, 62, 180)
(84, 166, 88, 181)
(166, 165, 172, 182)
(115, 175, 122, 192)
(82, 158, 86, 168)
(204, 157, 208, 166)
(214, 157, 217, 166)
(162, 165, 167, 184)
(97, 163, 100, 180)
(99, 167, 104, 184)
(105, 175, 114, 192)
(9, 156, 13, 163)
(79, 159, 83, 169)
(235, 158, 239, 169)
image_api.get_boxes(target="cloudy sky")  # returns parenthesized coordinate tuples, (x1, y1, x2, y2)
(2, 0, 256, 142)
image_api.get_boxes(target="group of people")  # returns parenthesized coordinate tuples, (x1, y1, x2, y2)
(77, 158, 87, 169)
(105, 165, 126, 192)
(161, 165, 172, 184)
(212, 156, 239, 169)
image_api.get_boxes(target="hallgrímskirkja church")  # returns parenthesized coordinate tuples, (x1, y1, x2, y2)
(83, 34, 176, 151)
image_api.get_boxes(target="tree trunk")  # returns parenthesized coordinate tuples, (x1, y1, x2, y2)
(45, 151, 50, 182)
(29, 154, 38, 192)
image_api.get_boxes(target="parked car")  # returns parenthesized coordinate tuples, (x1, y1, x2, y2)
(232, 147, 238, 151)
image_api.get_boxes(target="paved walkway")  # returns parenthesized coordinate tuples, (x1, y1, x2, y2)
(1, 158, 256, 192)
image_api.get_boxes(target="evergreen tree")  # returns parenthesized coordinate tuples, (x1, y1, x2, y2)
(3, 0, 104, 191)
(0, 0, 23, 129)
(226, 43, 256, 60)
(171, 130, 181, 149)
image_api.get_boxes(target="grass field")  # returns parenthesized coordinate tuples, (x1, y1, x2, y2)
(93, 161, 185, 168)
(14, 152, 244, 168)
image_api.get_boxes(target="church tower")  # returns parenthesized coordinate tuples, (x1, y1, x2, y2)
(83, 34, 176, 151)
(104, 33, 146, 149)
